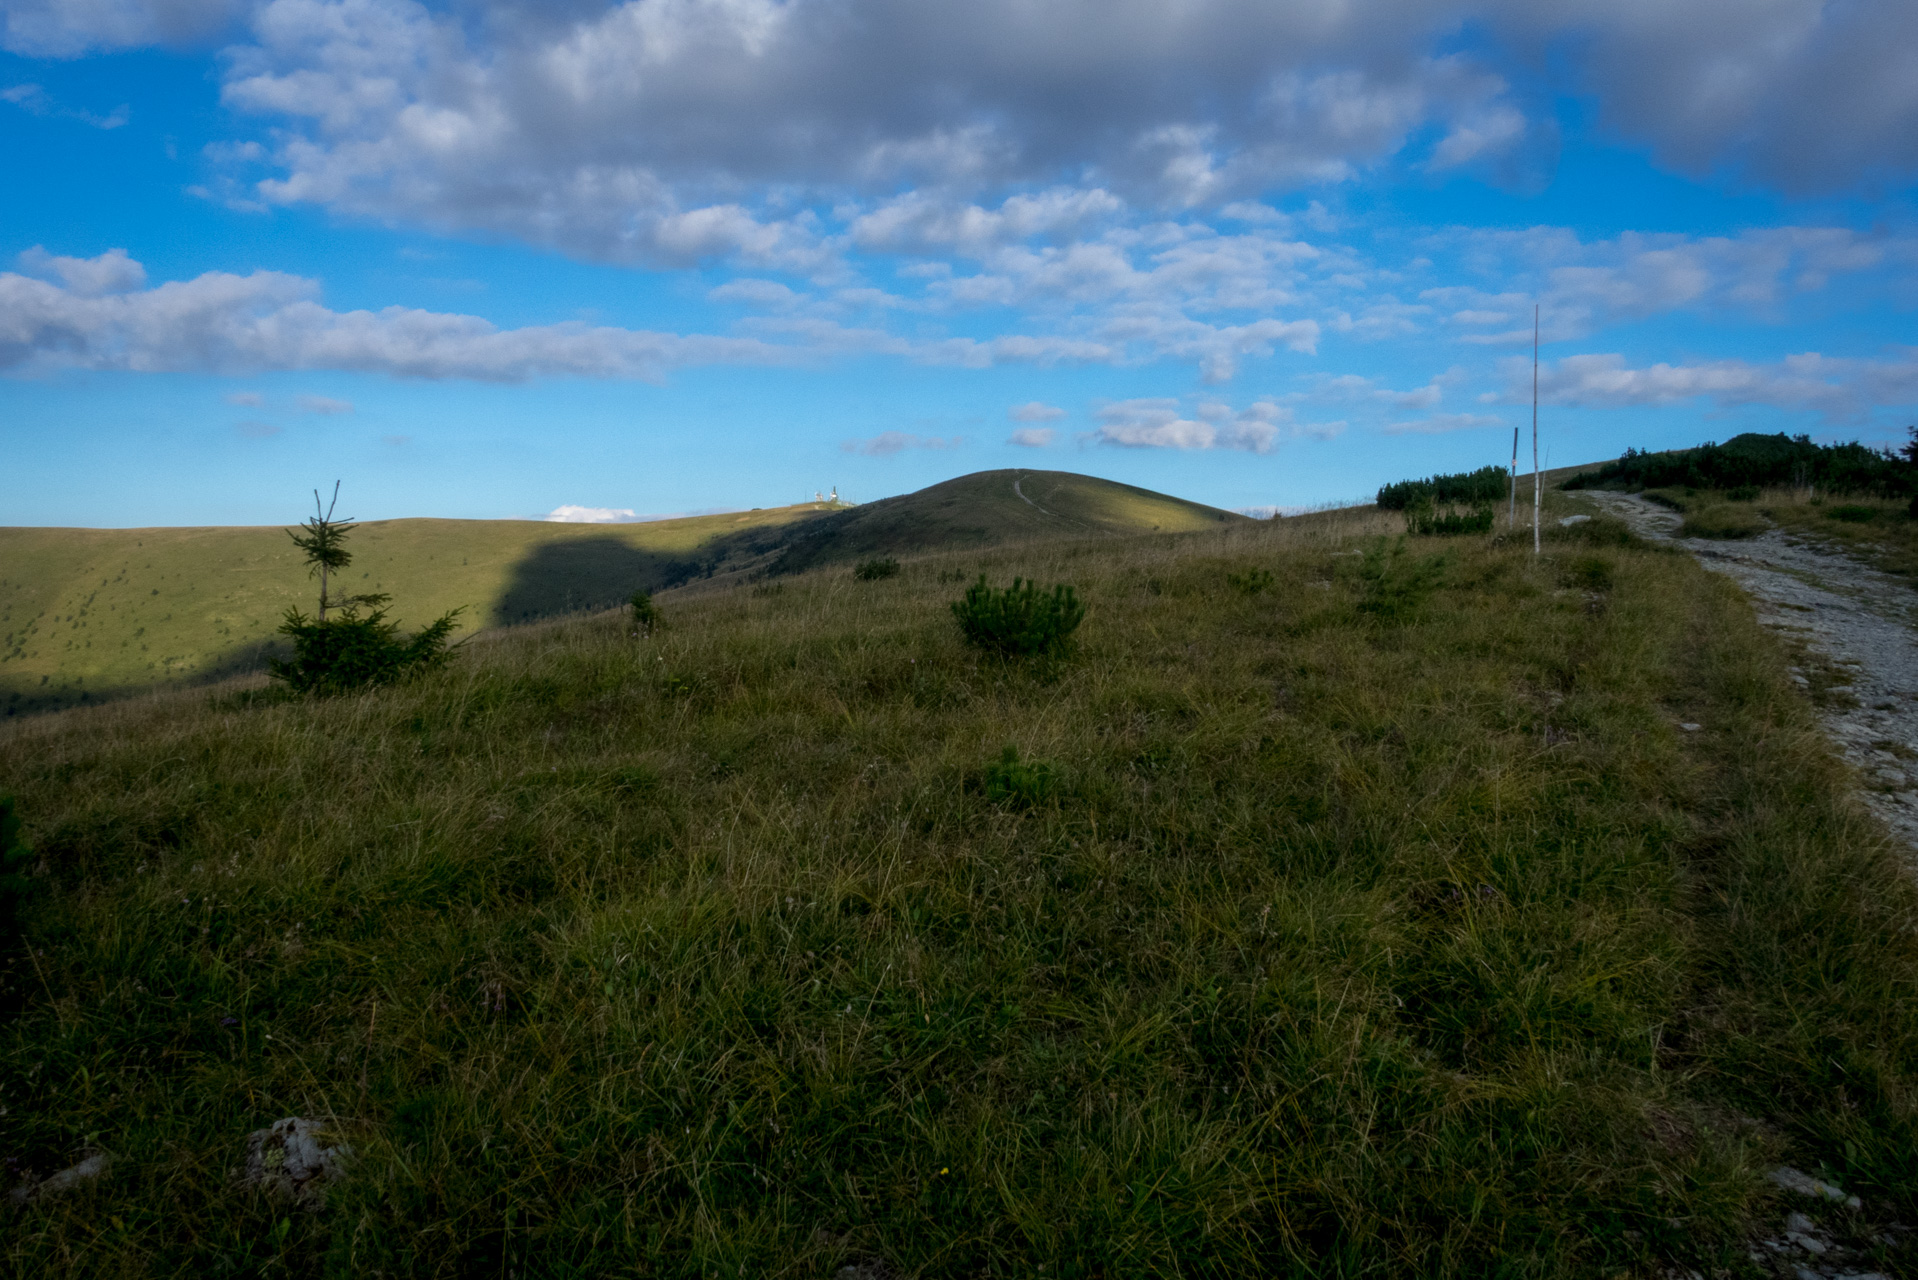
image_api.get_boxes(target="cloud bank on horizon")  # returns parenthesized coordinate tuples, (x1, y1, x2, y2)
(1, 0, 1915, 523)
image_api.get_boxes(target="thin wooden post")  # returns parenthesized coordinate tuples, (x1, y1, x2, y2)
(1532, 305, 1541, 556)
(1509, 426, 1518, 528)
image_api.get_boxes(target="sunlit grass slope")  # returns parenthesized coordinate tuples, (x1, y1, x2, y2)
(3, 499, 1917, 1276)
(0, 505, 830, 717)
(0, 472, 1247, 719)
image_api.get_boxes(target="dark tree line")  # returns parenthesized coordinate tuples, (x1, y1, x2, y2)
(1562, 431, 1917, 496)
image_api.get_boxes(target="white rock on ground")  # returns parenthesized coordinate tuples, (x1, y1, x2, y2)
(1768, 1165, 1864, 1209)
(1582, 492, 1918, 856)
(5, 1152, 109, 1204)
(243, 1117, 352, 1207)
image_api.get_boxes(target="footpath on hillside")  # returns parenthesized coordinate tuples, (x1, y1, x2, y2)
(1582, 491, 1918, 855)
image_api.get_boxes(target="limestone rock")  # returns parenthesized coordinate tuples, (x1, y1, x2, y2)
(244, 1117, 351, 1207)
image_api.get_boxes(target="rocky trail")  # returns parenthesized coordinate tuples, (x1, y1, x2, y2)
(1582, 491, 1918, 857)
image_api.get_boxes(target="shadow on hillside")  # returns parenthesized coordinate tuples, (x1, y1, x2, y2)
(1, 635, 287, 720)
(492, 538, 707, 627)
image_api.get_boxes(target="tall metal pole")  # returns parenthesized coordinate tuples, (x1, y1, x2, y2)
(1509, 426, 1518, 528)
(1532, 304, 1541, 556)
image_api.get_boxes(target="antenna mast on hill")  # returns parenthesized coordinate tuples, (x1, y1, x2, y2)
(1532, 304, 1541, 556)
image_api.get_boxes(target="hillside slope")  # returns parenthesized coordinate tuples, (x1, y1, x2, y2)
(2, 498, 1915, 1274)
(1, 471, 1244, 716)
(0, 504, 831, 717)
(764, 468, 1247, 575)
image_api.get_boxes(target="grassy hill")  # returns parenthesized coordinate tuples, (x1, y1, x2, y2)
(1, 471, 1243, 718)
(763, 468, 1246, 575)
(2, 496, 1916, 1275)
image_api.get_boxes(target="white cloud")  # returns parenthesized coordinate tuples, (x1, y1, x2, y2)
(1384, 412, 1506, 434)
(840, 430, 962, 457)
(1303, 372, 1448, 410)
(0, 251, 792, 380)
(1, 0, 239, 56)
(296, 393, 353, 413)
(1093, 397, 1287, 453)
(1008, 401, 1065, 422)
(1007, 427, 1056, 447)
(235, 419, 282, 438)
(224, 389, 265, 406)
(17, 245, 145, 295)
(1426, 225, 1915, 344)
(188, 0, 1564, 269)
(1519, 349, 1918, 423)
(708, 278, 802, 307)
(545, 504, 638, 523)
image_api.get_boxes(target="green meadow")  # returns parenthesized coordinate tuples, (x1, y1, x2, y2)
(1, 470, 1241, 717)
(2, 487, 1915, 1276)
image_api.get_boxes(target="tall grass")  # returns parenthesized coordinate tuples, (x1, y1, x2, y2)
(1, 508, 1915, 1277)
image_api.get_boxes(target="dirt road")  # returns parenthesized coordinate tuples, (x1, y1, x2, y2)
(1582, 491, 1918, 854)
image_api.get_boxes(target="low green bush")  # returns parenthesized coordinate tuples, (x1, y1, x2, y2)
(1407, 504, 1494, 536)
(981, 746, 1058, 808)
(1225, 568, 1274, 595)
(951, 577, 1085, 657)
(269, 607, 463, 696)
(854, 558, 901, 581)
(1728, 485, 1760, 501)
(630, 588, 663, 633)
(1355, 538, 1447, 623)
(1828, 504, 1879, 523)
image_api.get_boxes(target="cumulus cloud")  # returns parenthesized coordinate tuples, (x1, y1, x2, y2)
(840, 431, 962, 457)
(150, 0, 1906, 280)
(1, 0, 240, 56)
(1007, 427, 1056, 447)
(546, 504, 637, 522)
(1517, 349, 1918, 423)
(179, 0, 1576, 268)
(17, 245, 145, 294)
(1426, 226, 1913, 344)
(1094, 398, 1290, 453)
(1008, 401, 1065, 422)
(0, 251, 792, 380)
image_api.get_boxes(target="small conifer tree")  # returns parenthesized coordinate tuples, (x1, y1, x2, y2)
(269, 483, 464, 695)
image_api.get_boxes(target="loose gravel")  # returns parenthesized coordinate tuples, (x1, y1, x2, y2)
(1581, 491, 1918, 855)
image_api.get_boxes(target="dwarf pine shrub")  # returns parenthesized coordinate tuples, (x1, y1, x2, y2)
(1226, 568, 1274, 595)
(1405, 502, 1495, 536)
(1355, 538, 1447, 623)
(950, 576, 1085, 657)
(630, 588, 663, 633)
(854, 558, 901, 581)
(982, 746, 1057, 808)
(270, 608, 462, 696)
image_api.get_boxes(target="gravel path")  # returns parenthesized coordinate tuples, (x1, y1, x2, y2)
(1581, 491, 1918, 854)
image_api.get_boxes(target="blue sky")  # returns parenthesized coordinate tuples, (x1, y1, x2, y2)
(2, 0, 1915, 527)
